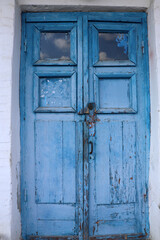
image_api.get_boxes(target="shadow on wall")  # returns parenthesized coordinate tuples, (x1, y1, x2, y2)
(0, 235, 9, 240)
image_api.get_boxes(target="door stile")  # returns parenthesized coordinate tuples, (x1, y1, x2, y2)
(83, 121, 89, 240)
(83, 15, 90, 240)
(77, 15, 84, 239)
(87, 110, 97, 238)
(83, 15, 89, 113)
(77, 121, 84, 240)
(77, 16, 83, 114)
(141, 16, 150, 235)
(20, 13, 27, 239)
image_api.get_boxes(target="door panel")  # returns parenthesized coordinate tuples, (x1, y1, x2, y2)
(89, 120, 137, 235)
(95, 121, 136, 205)
(35, 120, 76, 204)
(20, 12, 150, 240)
(94, 73, 137, 113)
(33, 71, 77, 112)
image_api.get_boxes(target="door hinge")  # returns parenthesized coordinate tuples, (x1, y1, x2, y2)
(24, 39, 27, 53)
(141, 41, 144, 54)
(24, 189, 27, 202)
(143, 187, 148, 202)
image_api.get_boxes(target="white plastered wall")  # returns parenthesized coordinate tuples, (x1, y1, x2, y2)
(148, 0, 160, 239)
(0, 0, 160, 239)
(0, 1, 21, 240)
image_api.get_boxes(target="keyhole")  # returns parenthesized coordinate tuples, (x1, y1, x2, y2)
(88, 102, 95, 110)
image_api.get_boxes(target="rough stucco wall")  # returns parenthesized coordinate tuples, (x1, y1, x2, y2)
(0, 0, 15, 239)
(11, 1, 21, 240)
(18, 0, 150, 6)
(148, 0, 160, 239)
(17, 0, 150, 12)
(17, 0, 150, 8)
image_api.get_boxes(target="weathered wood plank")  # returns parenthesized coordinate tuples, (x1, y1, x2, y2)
(35, 120, 63, 203)
(63, 121, 76, 203)
(122, 121, 136, 203)
(109, 121, 123, 205)
(96, 122, 110, 204)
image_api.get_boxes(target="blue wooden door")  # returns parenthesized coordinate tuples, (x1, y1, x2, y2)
(83, 16, 150, 239)
(20, 13, 150, 240)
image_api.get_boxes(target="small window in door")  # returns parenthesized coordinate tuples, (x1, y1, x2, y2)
(90, 22, 137, 66)
(99, 33, 128, 61)
(40, 32, 70, 61)
(33, 23, 77, 65)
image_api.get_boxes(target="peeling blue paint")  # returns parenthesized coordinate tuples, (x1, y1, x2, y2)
(20, 12, 150, 240)
(116, 34, 128, 54)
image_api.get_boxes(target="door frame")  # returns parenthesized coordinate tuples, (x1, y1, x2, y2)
(20, 12, 150, 240)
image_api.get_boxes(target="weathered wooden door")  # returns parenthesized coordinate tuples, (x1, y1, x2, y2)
(20, 13, 150, 240)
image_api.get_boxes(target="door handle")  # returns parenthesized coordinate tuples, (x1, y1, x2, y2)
(89, 141, 93, 154)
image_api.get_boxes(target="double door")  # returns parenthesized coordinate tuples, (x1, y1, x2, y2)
(20, 12, 150, 240)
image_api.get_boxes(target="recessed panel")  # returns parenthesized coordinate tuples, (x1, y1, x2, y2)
(35, 121, 76, 204)
(94, 74, 137, 113)
(40, 32, 70, 61)
(40, 77, 71, 108)
(99, 33, 128, 61)
(33, 72, 76, 112)
(99, 78, 130, 108)
(93, 120, 137, 235)
(96, 121, 136, 205)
